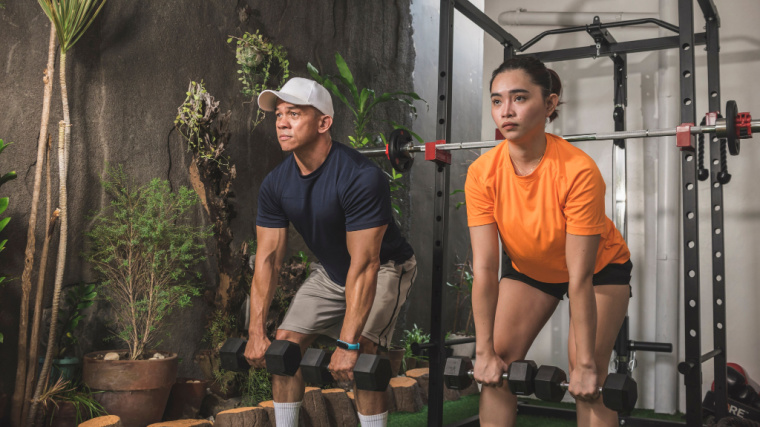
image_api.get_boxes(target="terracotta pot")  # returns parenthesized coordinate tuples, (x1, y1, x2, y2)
(163, 378, 209, 420)
(43, 401, 77, 427)
(83, 350, 178, 427)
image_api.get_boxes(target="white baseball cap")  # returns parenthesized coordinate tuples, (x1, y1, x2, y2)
(257, 77, 334, 117)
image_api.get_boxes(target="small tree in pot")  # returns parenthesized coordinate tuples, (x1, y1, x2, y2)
(82, 165, 211, 427)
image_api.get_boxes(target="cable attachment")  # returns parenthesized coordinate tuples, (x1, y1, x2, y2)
(716, 113, 732, 185)
(697, 117, 709, 181)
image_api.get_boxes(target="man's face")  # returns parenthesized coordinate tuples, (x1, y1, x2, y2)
(274, 100, 327, 152)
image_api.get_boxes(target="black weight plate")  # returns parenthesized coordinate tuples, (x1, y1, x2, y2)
(387, 128, 414, 173)
(726, 100, 740, 156)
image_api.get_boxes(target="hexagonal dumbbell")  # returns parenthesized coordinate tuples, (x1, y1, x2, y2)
(443, 356, 538, 396)
(300, 348, 392, 392)
(219, 338, 302, 376)
(533, 365, 638, 412)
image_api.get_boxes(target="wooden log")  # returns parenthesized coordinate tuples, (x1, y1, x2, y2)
(258, 401, 276, 425)
(79, 415, 122, 427)
(388, 377, 423, 413)
(147, 420, 213, 427)
(215, 406, 270, 427)
(405, 368, 430, 405)
(301, 387, 329, 427)
(405, 367, 461, 403)
(321, 389, 358, 427)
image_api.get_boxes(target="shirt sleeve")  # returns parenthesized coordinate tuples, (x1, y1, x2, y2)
(464, 164, 496, 227)
(342, 166, 391, 232)
(564, 162, 607, 235)
(256, 173, 289, 229)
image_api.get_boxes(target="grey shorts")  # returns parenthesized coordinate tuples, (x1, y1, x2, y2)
(279, 256, 417, 348)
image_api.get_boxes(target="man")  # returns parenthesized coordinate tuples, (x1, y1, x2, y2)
(246, 77, 416, 427)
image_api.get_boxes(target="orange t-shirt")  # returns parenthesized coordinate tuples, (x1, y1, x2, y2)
(464, 133, 630, 283)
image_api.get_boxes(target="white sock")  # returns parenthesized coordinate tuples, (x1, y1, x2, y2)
(358, 411, 388, 427)
(273, 401, 301, 427)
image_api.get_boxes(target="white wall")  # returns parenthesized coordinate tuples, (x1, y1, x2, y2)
(480, 0, 760, 414)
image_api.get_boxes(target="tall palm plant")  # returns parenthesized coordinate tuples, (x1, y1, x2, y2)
(24, 1, 107, 425)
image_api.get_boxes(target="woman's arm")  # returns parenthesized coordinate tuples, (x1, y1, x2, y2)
(469, 223, 508, 385)
(566, 232, 600, 399)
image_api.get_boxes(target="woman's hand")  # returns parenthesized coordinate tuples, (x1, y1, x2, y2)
(568, 364, 600, 401)
(473, 351, 510, 387)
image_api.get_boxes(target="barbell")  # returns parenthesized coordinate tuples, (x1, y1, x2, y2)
(365, 100, 756, 173)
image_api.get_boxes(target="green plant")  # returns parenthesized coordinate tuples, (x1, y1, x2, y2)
(308, 52, 423, 149)
(55, 283, 96, 358)
(39, 378, 105, 425)
(0, 138, 17, 345)
(29, 1, 108, 423)
(402, 324, 430, 361)
(450, 189, 465, 210)
(295, 250, 311, 278)
(228, 30, 289, 129)
(86, 165, 211, 359)
(239, 368, 273, 406)
(446, 258, 474, 334)
(174, 81, 230, 170)
(308, 53, 426, 219)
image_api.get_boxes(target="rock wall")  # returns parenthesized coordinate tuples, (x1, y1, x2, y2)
(0, 0, 415, 391)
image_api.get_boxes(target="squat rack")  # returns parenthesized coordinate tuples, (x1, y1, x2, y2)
(420, 1, 733, 426)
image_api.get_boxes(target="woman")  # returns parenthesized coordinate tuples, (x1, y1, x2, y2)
(465, 56, 632, 427)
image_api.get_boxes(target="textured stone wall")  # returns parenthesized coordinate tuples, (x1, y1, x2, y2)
(0, 0, 415, 390)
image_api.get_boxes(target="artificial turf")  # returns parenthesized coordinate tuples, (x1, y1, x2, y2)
(387, 395, 686, 426)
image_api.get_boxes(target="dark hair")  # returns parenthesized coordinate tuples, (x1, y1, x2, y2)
(490, 57, 563, 122)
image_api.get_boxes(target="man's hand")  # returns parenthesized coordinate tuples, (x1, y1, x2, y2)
(328, 348, 360, 383)
(244, 336, 272, 370)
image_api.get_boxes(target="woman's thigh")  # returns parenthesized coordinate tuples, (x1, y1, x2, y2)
(492, 277, 561, 362)
(567, 284, 631, 377)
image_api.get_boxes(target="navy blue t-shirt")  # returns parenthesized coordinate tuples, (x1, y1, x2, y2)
(257, 141, 414, 286)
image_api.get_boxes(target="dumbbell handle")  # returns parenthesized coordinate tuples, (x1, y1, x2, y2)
(557, 381, 604, 394)
(467, 370, 509, 381)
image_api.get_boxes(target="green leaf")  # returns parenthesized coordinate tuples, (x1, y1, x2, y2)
(306, 62, 324, 84)
(450, 189, 464, 195)
(334, 53, 359, 106)
(0, 171, 17, 187)
(0, 197, 8, 214)
(0, 332, 3, 343)
(0, 217, 9, 233)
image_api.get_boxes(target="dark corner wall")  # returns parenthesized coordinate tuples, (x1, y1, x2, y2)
(0, 0, 415, 390)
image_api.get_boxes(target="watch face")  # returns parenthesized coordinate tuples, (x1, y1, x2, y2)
(336, 341, 347, 349)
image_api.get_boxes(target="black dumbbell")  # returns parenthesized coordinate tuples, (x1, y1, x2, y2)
(219, 338, 301, 376)
(443, 356, 538, 396)
(533, 365, 638, 412)
(300, 348, 392, 392)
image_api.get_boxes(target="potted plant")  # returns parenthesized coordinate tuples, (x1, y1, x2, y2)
(39, 378, 105, 427)
(38, 283, 97, 388)
(402, 324, 430, 371)
(82, 165, 211, 427)
(446, 257, 476, 358)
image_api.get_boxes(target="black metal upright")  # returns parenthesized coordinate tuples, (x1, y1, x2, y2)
(428, 1, 455, 425)
(701, 0, 729, 420)
(677, 0, 703, 425)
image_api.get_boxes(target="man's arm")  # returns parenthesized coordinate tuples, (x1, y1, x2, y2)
(329, 224, 387, 381)
(245, 225, 288, 367)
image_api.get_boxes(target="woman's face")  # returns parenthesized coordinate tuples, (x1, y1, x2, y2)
(490, 69, 557, 145)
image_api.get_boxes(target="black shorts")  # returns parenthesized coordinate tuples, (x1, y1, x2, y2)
(501, 252, 632, 300)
